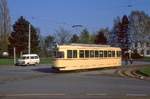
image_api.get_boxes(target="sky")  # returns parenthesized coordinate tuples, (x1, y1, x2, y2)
(7, 0, 150, 36)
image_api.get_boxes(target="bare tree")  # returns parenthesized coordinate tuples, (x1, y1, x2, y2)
(0, 0, 11, 52)
(54, 27, 72, 44)
(128, 11, 150, 55)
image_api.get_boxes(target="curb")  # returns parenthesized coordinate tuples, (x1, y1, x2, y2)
(116, 68, 150, 80)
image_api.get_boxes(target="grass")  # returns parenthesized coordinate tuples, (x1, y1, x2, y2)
(0, 58, 14, 65)
(140, 57, 150, 62)
(40, 57, 52, 64)
(139, 67, 150, 77)
(0, 57, 53, 65)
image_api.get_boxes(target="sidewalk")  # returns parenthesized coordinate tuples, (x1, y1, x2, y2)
(122, 60, 150, 66)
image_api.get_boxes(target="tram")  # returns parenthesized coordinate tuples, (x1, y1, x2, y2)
(52, 43, 121, 71)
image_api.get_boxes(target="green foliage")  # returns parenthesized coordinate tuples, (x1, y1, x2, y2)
(8, 16, 40, 56)
(94, 30, 107, 44)
(79, 29, 94, 44)
(70, 34, 79, 43)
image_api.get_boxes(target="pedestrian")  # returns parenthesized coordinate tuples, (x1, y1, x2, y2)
(128, 49, 133, 64)
(124, 51, 129, 65)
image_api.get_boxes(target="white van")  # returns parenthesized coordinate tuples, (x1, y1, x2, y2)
(16, 54, 40, 66)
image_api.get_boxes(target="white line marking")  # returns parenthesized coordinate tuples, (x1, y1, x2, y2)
(126, 93, 147, 97)
(87, 93, 107, 96)
(1, 93, 65, 97)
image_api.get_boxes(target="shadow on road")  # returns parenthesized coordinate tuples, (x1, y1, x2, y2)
(32, 67, 59, 73)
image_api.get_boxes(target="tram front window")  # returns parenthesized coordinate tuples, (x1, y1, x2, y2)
(54, 51, 64, 58)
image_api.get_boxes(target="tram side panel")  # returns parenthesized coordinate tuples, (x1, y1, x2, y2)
(53, 58, 121, 71)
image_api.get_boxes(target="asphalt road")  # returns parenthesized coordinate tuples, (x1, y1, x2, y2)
(0, 63, 150, 99)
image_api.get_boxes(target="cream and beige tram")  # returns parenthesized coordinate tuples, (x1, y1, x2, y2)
(52, 44, 121, 71)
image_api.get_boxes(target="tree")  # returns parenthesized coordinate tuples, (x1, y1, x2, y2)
(0, 0, 11, 52)
(128, 11, 150, 56)
(45, 35, 54, 48)
(94, 30, 107, 44)
(118, 15, 129, 51)
(8, 16, 40, 56)
(40, 35, 55, 57)
(69, 34, 79, 43)
(79, 29, 94, 44)
(110, 16, 121, 46)
(128, 11, 150, 45)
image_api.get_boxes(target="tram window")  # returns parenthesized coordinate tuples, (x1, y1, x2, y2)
(67, 50, 77, 58)
(67, 50, 72, 58)
(108, 51, 111, 57)
(95, 51, 99, 57)
(117, 51, 121, 57)
(73, 50, 77, 58)
(56, 51, 64, 58)
(112, 51, 115, 57)
(85, 50, 89, 58)
(104, 51, 108, 57)
(99, 51, 103, 57)
(79, 50, 84, 58)
(90, 50, 94, 58)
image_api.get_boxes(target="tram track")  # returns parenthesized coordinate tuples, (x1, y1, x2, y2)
(116, 65, 150, 80)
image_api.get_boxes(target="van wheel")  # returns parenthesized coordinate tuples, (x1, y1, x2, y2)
(34, 62, 38, 66)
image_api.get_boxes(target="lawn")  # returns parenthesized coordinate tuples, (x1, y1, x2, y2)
(0, 58, 14, 65)
(140, 57, 150, 62)
(0, 57, 52, 65)
(139, 67, 150, 77)
(40, 57, 52, 64)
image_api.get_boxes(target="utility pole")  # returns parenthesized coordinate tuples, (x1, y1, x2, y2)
(13, 47, 16, 65)
(28, 24, 31, 55)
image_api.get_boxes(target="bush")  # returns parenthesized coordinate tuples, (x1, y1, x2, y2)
(131, 50, 143, 59)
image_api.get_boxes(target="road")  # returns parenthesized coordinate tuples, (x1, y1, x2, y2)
(0, 63, 150, 99)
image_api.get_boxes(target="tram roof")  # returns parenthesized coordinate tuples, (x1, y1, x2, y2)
(57, 43, 120, 49)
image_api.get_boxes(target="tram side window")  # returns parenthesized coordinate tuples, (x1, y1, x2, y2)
(85, 50, 89, 58)
(67, 50, 77, 58)
(112, 51, 115, 57)
(104, 51, 108, 57)
(95, 51, 99, 58)
(117, 51, 121, 57)
(108, 51, 112, 57)
(79, 50, 84, 58)
(99, 51, 103, 57)
(90, 50, 94, 58)
(73, 50, 77, 58)
(67, 50, 72, 58)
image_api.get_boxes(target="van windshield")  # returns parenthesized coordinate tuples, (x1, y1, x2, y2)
(21, 56, 29, 59)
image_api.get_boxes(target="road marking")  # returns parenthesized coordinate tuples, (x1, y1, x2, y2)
(87, 93, 107, 96)
(126, 93, 147, 97)
(0, 93, 65, 97)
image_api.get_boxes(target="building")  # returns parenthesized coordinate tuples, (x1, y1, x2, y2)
(131, 42, 150, 57)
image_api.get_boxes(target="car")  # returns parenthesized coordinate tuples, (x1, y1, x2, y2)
(16, 54, 40, 66)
